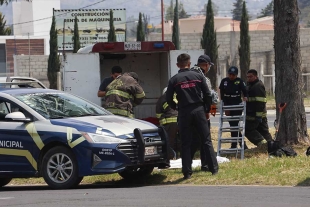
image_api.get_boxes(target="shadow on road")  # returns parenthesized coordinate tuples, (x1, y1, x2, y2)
(0, 174, 172, 191)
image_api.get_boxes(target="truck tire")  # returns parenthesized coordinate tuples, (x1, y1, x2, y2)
(41, 146, 82, 189)
(0, 178, 12, 187)
(118, 166, 154, 180)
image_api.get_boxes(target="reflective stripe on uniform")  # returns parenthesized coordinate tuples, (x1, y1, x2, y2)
(246, 116, 256, 120)
(256, 112, 264, 117)
(163, 102, 169, 110)
(66, 127, 85, 148)
(248, 97, 267, 102)
(106, 90, 133, 99)
(159, 117, 177, 125)
(25, 123, 44, 150)
(156, 113, 162, 118)
(173, 93, 178, 104)
(107, 108, 134, 118)
(0, 148, 37, 170)
(135, 92, 145, 99)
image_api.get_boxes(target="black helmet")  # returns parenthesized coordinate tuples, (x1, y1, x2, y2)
(228, 66, 238, 75)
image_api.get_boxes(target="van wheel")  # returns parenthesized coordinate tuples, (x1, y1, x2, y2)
(0, 178, 12, 187)
(42, 146, 81, 189)
(118, 166, 154, 180)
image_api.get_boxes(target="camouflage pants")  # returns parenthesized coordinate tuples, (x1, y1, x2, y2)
(245, 117, 273, 145)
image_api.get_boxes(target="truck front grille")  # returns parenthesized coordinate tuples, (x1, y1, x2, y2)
(117, 136, 163, 163)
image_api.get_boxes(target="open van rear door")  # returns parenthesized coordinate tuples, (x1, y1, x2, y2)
(63, 53, 101, 106)
(169, 50, 204, 77)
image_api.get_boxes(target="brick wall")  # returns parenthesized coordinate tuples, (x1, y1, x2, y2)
(6, 39, 45, 74)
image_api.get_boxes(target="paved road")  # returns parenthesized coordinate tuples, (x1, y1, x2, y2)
(1, 185, 310, 207)
(210, 113, 310, 128)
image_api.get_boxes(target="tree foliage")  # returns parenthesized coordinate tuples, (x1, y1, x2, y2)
(172, 0, 180, 49)
(200, 3, 219, 16)
(274, 0, 308, 144)
(0, 0, 29, 5)
(165, 0, 174, 21)
(107, 10, 116, 42)
(238, 1, 250, 81)
(72, 16, 81, 53)
(136, 12, 145, 41)
(165, 0, 190, 21)
(201, 0, 218, 88)
(0, 12, 11, 35)
(143, 14, 150, 41)
(232, 0, 244, 21)
(47, 15, 60, 89)
(257, 0, 273, 18)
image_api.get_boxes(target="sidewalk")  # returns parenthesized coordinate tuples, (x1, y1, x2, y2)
(216, 107, 310, 115)
(267, 107, 310, 115)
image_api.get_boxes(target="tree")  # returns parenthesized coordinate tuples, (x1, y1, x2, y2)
(200, 0, 218, 88)
(232, 0, 244, 21)
(199, 3, 219, 16)
(0, 12, 11, 35)
(0, 0, 29, 5)
(166, 0, 190, 20)
(178, 3, 190, 19)
(165, 0, 174, 21)
(257, 0, 274, 18)
(72, 16, 81, 53)
(47, 15, 60, 89)
(238, 1, 250, 81)
(107, 10, 116, 42)
(136, 12, 145, 41)
(143, 14, 150, 41)
(172, 0, 180, 49)
(274, 0, 309, 144)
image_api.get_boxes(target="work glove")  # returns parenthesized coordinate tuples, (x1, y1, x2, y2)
(210, 105, 217, 117)
(256, 117, 262, 123)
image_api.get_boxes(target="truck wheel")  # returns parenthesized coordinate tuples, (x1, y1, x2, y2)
(41, 146, 81, 189)
(118, 166, 154, 180)
(0, 178, 12, 187)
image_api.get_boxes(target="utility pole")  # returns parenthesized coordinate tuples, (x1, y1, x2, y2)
(161, 0, 164, 41)
(63, 20, 65, 55)
(28, 33, 31, 77)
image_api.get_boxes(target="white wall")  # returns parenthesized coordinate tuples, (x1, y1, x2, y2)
(32, 0, 61, 36)
(12, 0, 60, 54)
(13, 1, 34, 36)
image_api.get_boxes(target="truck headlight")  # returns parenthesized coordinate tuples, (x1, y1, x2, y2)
(81, 132, 129, 144)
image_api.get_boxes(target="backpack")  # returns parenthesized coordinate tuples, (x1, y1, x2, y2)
(268, 141, 297, 157)
(306, 146, 310, 156)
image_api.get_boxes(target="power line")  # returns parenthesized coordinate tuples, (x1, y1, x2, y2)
(7, 0, 106, 27)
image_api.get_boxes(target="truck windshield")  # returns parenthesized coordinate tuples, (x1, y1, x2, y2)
(14, 92, 110, 119)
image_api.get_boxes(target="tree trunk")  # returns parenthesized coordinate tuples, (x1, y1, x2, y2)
(274, 0, 309, 144)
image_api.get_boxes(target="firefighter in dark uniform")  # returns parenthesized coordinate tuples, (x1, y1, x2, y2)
(156, 87, 179, 158)
(166, 53, 218, 179)
(105, 72, 145, 118)
(245, 69, 273, 146)
(190, 54, 218, 172)
(219, 66, 249, 149)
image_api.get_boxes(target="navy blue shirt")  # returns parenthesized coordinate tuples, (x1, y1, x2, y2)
(99, 77, 114, 92)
